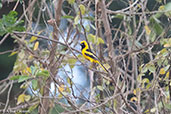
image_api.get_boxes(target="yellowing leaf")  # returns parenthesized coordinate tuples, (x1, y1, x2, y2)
(77, 54, 83, 58)
(79, 4, 86, 15)
(166, 71, 170, 78)
(34, 41, 39, 51)
(159, 5, 165, 11)
(159, 48, 168, 56)
(67, 0, 75, 4)
(28, 55, 33, 59)
(29, 31, 43, 43)
(144, 109, 150, 113)
(30, 36, 37, 43)
(66, 87, 71, 93)
(74, 15, 79, 25)
(26, 67, 31, 73)
(67, 78, 72, 85)
(58, 93, 63, 99)
(97, 37, 104, 45)
(159, 68, 165, 74)
(9, 51, 18, 57)
(137, 4, 141, 8)
(17, 94, 31, 105)
(142, 78, 150, 88)
(144, 25, 151, 35)
(17, 94, 25, 105)
(133, 89, 136, 95)
(68, 58, 77, 65)
(58, 85, 65, 92)
(103, 64, 110, 70)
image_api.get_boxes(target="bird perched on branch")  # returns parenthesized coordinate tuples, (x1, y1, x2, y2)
(80, 40, 107, 72)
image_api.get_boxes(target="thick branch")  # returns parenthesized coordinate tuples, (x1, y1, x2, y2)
(39, 0, 63, 114)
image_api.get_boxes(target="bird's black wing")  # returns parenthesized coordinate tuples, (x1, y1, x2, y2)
(85, 49, 98, 60)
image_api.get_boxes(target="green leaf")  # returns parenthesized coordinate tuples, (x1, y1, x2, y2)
(127, 24, 132, 35)
(83, 16, 95, 21)
(28, 104, 39, 113)
(0, 3, 2, 9)
(18, 75, 30, 83)
(10, 75, 20, 80)
(68, 58, 77, 68)
(30, 65, 37, 75)
(160, 48, 168, 57)
(50, 104, 65, 114)
(87, 34, 96, 43)
(0, 11, 25, 36)
(85, 25, 90, 32)
(111, 14, 125, 19)
(147, 64, 156, 73)
(156, 0, 162, 3)
(62, 15, 74, 19)
(36, 70, 50, 78)
(149, 31, 156, 42)
(164, 65, 170, 71)
(157, 58, 163, 67)
(90, 23, 96, 30)
(32, 79, 38, 90)
(150, 16, 163, 36)
(142, 66, 148, 73)
(77, 24, 82, 31)
(164, 103, 171, 110)
(164, 2, 171, 17)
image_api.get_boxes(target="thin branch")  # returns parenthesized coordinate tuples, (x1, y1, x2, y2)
(3, 81, 13, 114)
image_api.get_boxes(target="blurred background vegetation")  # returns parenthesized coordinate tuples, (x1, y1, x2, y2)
(0, 0, 171, 114)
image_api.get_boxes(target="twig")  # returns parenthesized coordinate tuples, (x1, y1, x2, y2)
(3, 80, 13, 114)
(0, 33, 9, 45)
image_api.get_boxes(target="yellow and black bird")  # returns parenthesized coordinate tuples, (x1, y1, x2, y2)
(127, 92, 137, 111)
(80, 40, 107, 72)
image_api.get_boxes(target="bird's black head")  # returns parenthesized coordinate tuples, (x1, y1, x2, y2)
(80, 41, 86, 50)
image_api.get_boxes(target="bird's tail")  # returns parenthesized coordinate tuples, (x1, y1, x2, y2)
(97, 61, 108, 72)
